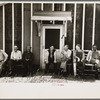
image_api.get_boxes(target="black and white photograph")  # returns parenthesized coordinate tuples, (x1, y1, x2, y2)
(0, 0, 100, 98)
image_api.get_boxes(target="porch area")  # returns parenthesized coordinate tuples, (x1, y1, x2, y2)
(0, 2, 100, 77)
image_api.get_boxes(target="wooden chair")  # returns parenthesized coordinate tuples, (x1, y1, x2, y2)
(83, 50, 99, 78)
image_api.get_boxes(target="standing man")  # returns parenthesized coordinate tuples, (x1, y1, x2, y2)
(0, 49, 8, 77)
(22, 46, 34, 76)
(44, 46, 57, 74)
(60, 45, 72, 76)
(9, 45, 22, 75)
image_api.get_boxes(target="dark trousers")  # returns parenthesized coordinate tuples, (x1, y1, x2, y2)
(9, 59, 22, 75)
(76, 61, 85, 76)
(23, 60, 33, 75)
(33, 65, 39, 74)
(77, 61, 85, 72)
(45, 62, 57, 74)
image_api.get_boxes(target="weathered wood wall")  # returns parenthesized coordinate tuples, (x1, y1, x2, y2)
(0, 6, 3, 49)
(5, 4, 12, 56)
(95, 4, 100, 50)
(14, 3, 22, 50)
(24, 4, 31, 51)
(0, 3, 100, 66)
(84, 4, 93, 50)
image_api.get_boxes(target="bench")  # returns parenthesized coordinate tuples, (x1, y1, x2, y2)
(75, 50, 100, 78)
(84, 50, 95, 71)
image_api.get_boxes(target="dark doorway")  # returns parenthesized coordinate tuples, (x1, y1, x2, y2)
(45, 29, 60, 49)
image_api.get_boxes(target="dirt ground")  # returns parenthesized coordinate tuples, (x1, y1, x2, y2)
(0, 74, 100, 98)
(0, 73, 100, 83)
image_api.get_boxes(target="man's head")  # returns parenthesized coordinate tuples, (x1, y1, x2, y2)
(26, 46, 31, 52)
(92, 44, 97, 51)
(64, 45, 69, 51)
(14, 45, 18, 52)
(50, 46, 54, 51)
(76, 44, 81, 50)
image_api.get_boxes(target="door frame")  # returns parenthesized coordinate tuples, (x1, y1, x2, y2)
(40, 24, 65, 69)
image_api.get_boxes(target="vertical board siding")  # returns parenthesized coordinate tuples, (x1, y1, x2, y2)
(65, 4, 74, 49)
(76, 4, 83, 46)
(2, 3, 100, 66)
(33, 3, 41, 11)
(3, 5, 5, 51)
(33, 3, 41, 65)
(95, 4, 100, 50)
(0, 6, 3, 49)
(12, 3, 14, 50)
(30, 3, 33, 51)
(22, 3, 24, 53)
(14, 3, 22, 51)
(24, 4, 31, 51)
(82, 4, 85, 50)
(84, 4, 93, 50)
(5, 4, 12, 56)
(54, 3, 63, 11)
(43, 3, 52, 11)
(92, 4, 96, 46)
(73, 4, 76, 50)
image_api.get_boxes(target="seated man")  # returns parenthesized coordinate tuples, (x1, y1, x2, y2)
(74, 44, 85, 76)
(9, 45, 22, 76)
(22, 46, 33, 76)
(44, 46, 57, 74)
(0, 49, 8, 77)
(60, 45, 72, 76)
(86, 44, 100, 78)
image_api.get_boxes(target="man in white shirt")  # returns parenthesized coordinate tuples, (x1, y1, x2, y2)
(0, 49, 8, 77)
(9, 45, 22, 76)
(60, 45, 72, 76)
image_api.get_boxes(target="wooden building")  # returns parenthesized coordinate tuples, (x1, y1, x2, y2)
(0, 2, 100, 73)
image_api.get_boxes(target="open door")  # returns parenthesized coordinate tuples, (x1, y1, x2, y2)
(40, 25, 65, 69)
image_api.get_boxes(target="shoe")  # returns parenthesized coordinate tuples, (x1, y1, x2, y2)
(8, 71, 12, 76)
(0, 75, 2, 78)
(29, 73, 32, 77)
(14, 74, 17, 77)
(11, 76, 14, 78)
(95, 75, 99, 79)
(22, 74, 27, 77)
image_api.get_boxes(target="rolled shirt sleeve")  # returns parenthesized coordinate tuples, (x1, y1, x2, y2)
(54, 51, 57, 63)
(10, 51, 14, 60)
(67, 50, 72, 58)
(19, 51, 22, 60)
(86, 50, 92, 62)
(1, 50, 8, 62)
(82, 51, 85, 61)
(64, 49, 72, 59)
(44, 50, 49, 64)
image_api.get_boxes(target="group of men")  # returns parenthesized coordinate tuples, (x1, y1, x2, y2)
(0, 45, 34, 77)
(44, 44, 100, 77)
(44, 45, 72, 76)
(0, 44, 100, 78)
